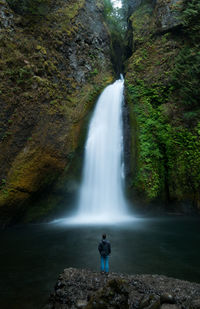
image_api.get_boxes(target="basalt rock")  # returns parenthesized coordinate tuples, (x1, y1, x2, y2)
(190, 298, 200, 309)
(0, 0, 14, 29)
(85, 279, 129, 309)
(45, 268, 200, 309)
(155, 0, 183, 32)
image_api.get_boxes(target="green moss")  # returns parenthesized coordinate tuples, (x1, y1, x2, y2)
(126, 80, 166, 199)
(0, 0, 113, 223)
(125, 0, 200, 206)
(130, 3, 154, 46)
(85, 279, 129, 309)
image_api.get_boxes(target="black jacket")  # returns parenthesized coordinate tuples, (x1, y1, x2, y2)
(98, 239, 111, 257)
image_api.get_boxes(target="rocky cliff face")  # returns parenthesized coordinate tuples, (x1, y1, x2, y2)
(125, 0, 200, 211)
(155, 0, 182, 32)
(0, 0, 113, 226)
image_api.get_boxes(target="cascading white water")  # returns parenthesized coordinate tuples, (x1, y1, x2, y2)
(66, 76, 133, 224)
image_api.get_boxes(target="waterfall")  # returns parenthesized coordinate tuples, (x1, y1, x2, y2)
(66, 76, 133, 224)
(111, 0, 122, 8)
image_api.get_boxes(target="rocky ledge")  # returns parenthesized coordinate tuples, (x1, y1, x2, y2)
(45, 268, 200, 309)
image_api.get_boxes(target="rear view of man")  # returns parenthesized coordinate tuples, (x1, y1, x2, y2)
(98, 233, 111, 274)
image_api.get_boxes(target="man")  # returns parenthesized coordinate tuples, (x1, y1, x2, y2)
(98, 233, 111, 274)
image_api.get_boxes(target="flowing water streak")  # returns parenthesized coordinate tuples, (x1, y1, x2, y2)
(111, 0, 122, 8)
(64, 76, 134, 224)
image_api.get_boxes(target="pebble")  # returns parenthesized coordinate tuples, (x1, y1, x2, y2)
(76, 300, 88, 308)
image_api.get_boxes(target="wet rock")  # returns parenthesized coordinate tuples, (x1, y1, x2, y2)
(76, 300, 88, 308)
(85, 278, 129, 309)
(139, 294, 160, 309)
(139, 295, 150, 308)
(147, 301, 160, 309)
(0, 0, 14, 29)
(46, 268, 200, 309)
(160, 293, 175, 304)
(190, 298, 200, 309)
(155, 0, 183, 32)
(160, 305, 180, 309)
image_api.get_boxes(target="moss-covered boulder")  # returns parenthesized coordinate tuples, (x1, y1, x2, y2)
(85, 279, 129, 309)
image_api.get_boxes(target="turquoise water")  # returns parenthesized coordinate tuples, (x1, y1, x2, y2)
(0, 216, 200, 309)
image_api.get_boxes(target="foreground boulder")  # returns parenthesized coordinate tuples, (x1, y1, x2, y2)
(45, 268, 200, 309)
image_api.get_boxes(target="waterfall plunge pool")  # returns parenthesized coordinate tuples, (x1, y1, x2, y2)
(52, 213, 136, 225)
(0, 216, 200, 309)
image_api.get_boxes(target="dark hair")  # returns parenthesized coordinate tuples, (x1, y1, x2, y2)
(102, 234, 106, 239)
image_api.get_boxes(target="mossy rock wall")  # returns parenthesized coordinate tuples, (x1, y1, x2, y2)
(0, 0, 113, 225)
(125, 0, 200, 211)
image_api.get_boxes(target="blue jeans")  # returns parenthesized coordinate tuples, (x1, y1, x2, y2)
(101, 256, 109, 273)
